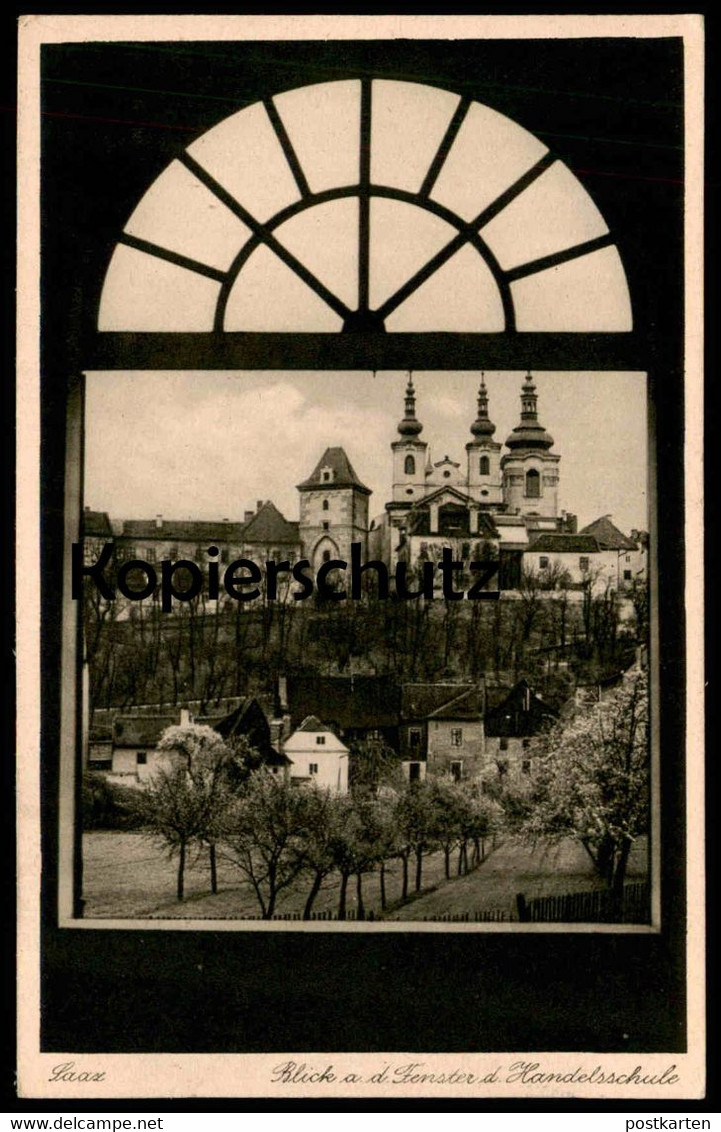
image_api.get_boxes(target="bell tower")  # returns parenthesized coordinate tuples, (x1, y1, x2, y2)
(391, 375, 428, 504)
(501, 373, 560, 519)
(465, 374, 503, 505)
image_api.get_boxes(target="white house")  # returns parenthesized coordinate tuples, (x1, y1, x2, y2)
(283, 715, 350, 794)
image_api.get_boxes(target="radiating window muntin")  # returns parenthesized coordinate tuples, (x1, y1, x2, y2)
(98, 78, 632, 335)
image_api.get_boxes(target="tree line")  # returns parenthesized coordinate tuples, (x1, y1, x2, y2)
(86, 667, 650, 920)
(124, 724, 500, 918)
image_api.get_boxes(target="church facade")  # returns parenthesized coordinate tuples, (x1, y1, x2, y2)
(368, 373, 570, 590)
(85, 372, 646, 601)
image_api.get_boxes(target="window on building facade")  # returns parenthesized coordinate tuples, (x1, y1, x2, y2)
(404, 455, 415, 475)
(322, 549, 331, 563)
(322, 499, 329, 510)
(408, 762, 421, 783)
(450, 760, 462, 782)
(309, 763, 318, 775)
(624, 569, 632, 580)
(322, 471, 331, 482)
(579, 556, 589, 572)
(137, 751, 147, 765)
(451, 728, 463, 747)
(315, 735, 326, 745)
(525, 468, 541, 498)
(539, 556, 549, 569)
(322, 521, 329, 530)
(479, 455, 490, 475)
(409, 727, 422, 748)
(500, 737, 509, 751)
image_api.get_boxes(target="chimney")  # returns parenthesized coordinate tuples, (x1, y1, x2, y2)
(155, 514, 163, 530)
(244, 511, 254, 523)
(179, 708, 193, 726)
(256, 500, 263, 512)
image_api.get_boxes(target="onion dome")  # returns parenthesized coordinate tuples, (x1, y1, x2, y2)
(397, 375, 423, 437)
(505, 372, 555, 451)
(470, 373, 496, 438)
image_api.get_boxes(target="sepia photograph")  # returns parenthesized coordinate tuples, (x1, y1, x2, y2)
(16, 14, 704, 1101)
(80, 368, 650, 927)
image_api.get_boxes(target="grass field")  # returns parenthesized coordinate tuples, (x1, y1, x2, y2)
(82, 830, 648, 922)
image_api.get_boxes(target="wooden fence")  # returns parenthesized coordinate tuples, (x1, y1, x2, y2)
(420, 909, 508, 923)
(517, 882, 651, 923)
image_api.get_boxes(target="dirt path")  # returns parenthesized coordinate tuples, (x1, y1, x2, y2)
(383, 836, 648, 920)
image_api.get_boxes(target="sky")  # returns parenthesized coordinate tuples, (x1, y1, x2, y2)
(84, 370, 648, 536)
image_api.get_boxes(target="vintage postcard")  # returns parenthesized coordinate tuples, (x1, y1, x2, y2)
(16, 15, 705, 1101)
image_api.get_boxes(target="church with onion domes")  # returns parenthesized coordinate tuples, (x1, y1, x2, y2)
(368, 373, 572, 587)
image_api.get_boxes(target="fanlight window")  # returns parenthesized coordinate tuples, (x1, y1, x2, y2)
(98, 79, 632, 334)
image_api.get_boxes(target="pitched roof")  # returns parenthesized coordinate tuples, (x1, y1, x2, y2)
(402, 683, 480, 720)
(120, 519, 246, 542)
(296, 715, 334, 733)
(527, 533, 600, 554)
(83, 509, 113, 538)
(238, 501, 300, 544)
(112, 715, 180, 748)
(297, 447, 371, 494)
(485, 679, 559, 738)
(287, 676, 402, 729)
(212, 698, 255, 738)
(427, 686, 484, 720)
(579, 516, 638, 551)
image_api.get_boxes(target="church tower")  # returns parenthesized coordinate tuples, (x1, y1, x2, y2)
(297, 447, 371, 572)
(465, 374, 503, 506)
(501, 373, 560, 519)
(391, 376, 428, 504)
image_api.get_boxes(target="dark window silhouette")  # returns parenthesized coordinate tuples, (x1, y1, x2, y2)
(479, 455, 490, 475)
(404, 455, 415, 475)
(526, 469, 541, 497)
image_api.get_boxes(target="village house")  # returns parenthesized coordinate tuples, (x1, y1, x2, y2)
(484, 679, 559, 784)
(283, 715, 350, 793)
(283, 674, 488, 784)
(91, 696, 285, 784)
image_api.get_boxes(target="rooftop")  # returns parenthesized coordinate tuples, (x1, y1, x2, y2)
(528, 533, 600, 554)
(580, 516, 638, 551)
(297, 447, 371, 494)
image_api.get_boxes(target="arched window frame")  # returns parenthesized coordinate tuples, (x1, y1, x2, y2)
(525, 468, 541, 498)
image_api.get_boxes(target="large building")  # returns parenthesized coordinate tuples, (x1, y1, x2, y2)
(369, 373, 569, 589)
(83, 373, 646, 601)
